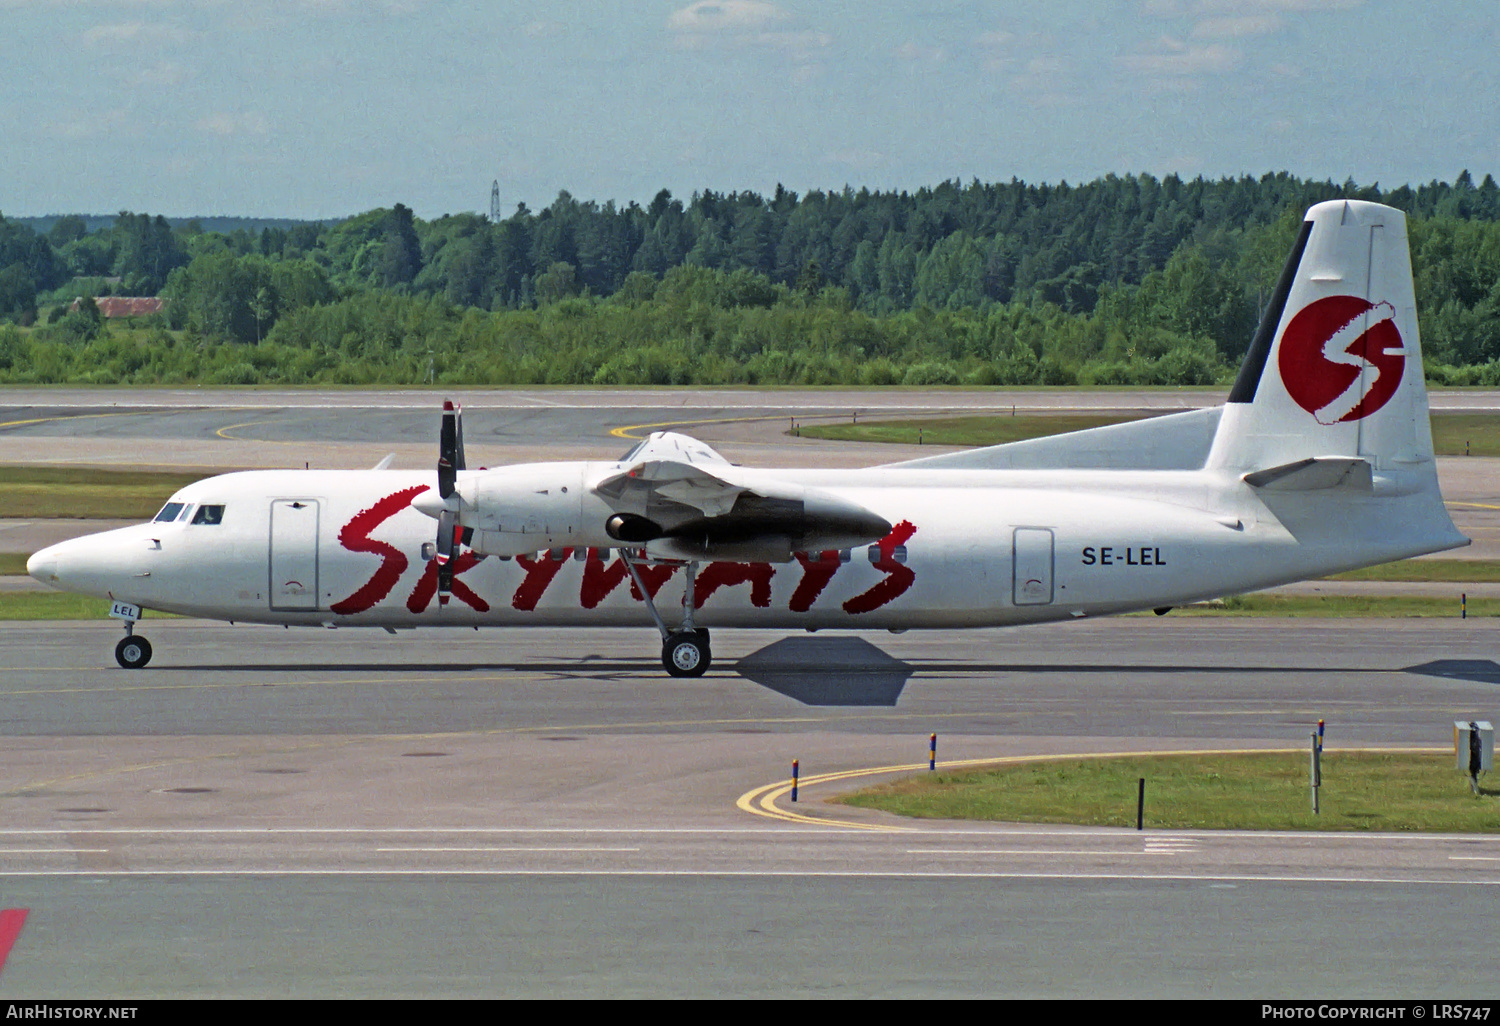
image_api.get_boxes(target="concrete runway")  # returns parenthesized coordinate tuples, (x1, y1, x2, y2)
(3, 388, 1500, 996)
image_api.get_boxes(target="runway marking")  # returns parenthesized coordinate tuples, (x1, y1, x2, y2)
(1448, 856, 1500, 862)
(376, 846, 641, 853)
(0, 869, 1493, 886)
(609, 414, 825, 441)
(0, 849, 109, 854)
(1447, 502, 1500, 511)
(0, 411, 154, 432)
(908, 849, 1167, 857)
(736, 746, 1450, 830)
(213, 411, 304, 444)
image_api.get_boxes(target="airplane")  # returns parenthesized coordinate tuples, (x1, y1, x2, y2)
(26, 199, 1468, 676)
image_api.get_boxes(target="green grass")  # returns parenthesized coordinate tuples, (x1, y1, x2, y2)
(1430, 413, 1500, 457)
(1162, 594, 1490, 617)
(797, 413, 1141, 446)
(0, 592, 175, 620)
(839, 750, 1498, 831)
(799, 410, 1500, 457)
(1327, 559, 1500, 582)
(0, 465, 205, 519)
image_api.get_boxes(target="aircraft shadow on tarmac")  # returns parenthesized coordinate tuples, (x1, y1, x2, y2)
(1406, 659, 1500, 686)
(733, 636, 913, 706)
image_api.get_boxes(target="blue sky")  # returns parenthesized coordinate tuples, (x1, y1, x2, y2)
(3, 1, 1497, 219)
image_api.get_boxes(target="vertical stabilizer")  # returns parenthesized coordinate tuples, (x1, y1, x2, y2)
(1209, 200, 1431, 473)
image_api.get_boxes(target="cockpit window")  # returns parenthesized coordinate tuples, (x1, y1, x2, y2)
(154, 502, 185, 523)
(190, 504, 225, 525)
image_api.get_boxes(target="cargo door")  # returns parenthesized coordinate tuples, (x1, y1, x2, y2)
(1012, 527, 1054, 606)
(269, 499, 319, 611)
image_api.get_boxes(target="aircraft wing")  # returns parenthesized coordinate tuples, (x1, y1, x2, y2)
(593, 432, 890, 562)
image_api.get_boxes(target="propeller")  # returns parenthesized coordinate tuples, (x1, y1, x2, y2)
(434, 400, 466, 607)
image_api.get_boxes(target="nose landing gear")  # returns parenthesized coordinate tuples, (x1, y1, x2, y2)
(115, 630, 152, 669)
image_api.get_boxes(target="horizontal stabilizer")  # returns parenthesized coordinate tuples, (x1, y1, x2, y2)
(884, 406, 1222, 472)
(1242, 457, 1372, 492)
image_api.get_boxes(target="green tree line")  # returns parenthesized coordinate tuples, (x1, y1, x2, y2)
(1, 170, 1497, 386)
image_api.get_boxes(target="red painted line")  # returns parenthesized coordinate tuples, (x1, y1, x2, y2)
(0, 908, 28, 973)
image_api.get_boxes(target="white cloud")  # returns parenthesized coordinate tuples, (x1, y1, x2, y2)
(123, 60, 193, 87)
(667, 1, 829, 59)
(44, 107, 133, 140)
(197, 112, 270, 137)
(1191, 14, 1283, 38)
(667, 1, 785, 34)
(893, 41, 945, 63)
(1120, 37, 1242, 76)
(83, 21, 194, 47)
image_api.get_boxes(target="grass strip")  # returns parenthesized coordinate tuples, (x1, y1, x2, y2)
(839, 750, 1497, 832)
(1326, 559, 1500, 583)
(0, 466, 206, 520)
(0, 592, 178, 621)
(797, 413, 1139, 446)
(800, 410, 1500, 457)
(1159, 594, 1490, 617)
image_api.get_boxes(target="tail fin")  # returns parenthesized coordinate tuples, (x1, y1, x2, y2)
(1208, 199, 1432, 473)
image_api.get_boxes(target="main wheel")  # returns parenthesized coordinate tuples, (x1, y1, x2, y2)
(662, 630, 710, 678)
(115, 635, 152, 669)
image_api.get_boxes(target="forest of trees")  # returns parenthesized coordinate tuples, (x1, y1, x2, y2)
(2, 170, 1498, 387)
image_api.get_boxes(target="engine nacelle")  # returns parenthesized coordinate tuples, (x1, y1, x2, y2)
(466, 463, 589, 556)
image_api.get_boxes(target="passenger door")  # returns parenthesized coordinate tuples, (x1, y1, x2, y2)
(269, 499, 320, 611)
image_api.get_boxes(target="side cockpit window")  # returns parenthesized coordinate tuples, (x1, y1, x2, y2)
(154, 502, 185, 523)
(190, 504, 225, 525)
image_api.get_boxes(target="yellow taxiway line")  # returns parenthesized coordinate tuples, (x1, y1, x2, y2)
(735, 745, 1448, 831)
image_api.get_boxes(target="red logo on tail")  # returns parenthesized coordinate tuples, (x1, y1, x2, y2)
(1277, 295, 1404, 423)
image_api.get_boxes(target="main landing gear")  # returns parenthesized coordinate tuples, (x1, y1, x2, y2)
(623, 556, 712, 678)
(115, 621, 152, 669)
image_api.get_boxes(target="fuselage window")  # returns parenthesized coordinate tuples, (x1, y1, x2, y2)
(191, 504, 225, 525)
(154, 502, 185, 523)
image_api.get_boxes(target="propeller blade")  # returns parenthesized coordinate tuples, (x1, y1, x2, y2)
(438, 400, 458, 499)
(436, 508, 456, 607)
(453, 402, 466, 472)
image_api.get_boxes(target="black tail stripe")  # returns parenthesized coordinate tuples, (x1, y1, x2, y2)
(1227, 218, 1315, 404)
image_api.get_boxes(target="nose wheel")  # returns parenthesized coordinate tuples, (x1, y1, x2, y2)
(115, 634, 152, 669)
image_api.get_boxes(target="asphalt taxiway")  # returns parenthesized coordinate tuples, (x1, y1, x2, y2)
(2, 388, 1499, 996)
(0, 619, 1498, 996)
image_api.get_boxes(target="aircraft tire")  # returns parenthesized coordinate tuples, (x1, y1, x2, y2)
(662, 630, 710, 678)
(115, 635, 152, 670)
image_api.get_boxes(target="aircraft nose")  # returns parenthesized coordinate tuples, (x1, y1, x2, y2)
(26, 547, 59, 585)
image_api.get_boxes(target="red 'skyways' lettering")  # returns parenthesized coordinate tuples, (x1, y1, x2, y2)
(512, 549, 571, 611)
(580, 548, 684, 608)
(694, 561, 774, 609)
(789, 550, 841, 613)
(406, 551, 490, 613)
(579, 548, 630, 609)
(843, 521, 918, 615)
(330, 486, 428, 615)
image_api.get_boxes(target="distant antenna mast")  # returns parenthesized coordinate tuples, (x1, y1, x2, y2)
(489, 180, 501, 222)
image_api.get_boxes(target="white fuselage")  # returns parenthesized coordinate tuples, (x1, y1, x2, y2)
(26, 460, 1460, 633)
